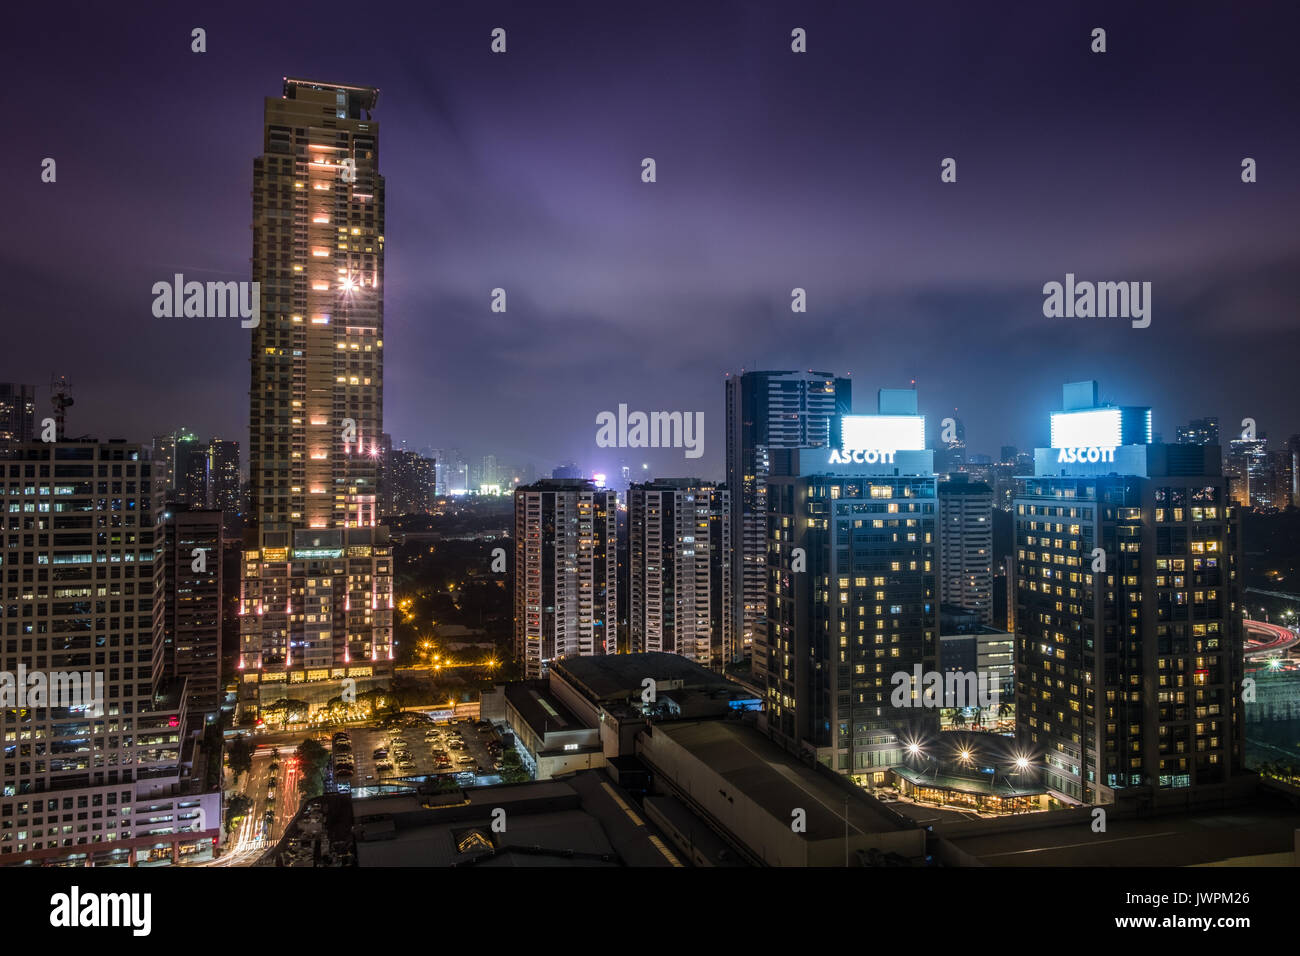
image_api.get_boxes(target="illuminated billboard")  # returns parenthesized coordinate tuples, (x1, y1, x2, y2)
(1050, 408, 1122, 449)
(840, 414, 926, 455)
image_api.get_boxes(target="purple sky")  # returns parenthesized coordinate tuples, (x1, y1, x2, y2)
(6, 0, 1299, 479)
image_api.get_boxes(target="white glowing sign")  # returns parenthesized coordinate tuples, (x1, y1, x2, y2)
(830, 415, 926, 465)
(1050, 408, 1121, 449)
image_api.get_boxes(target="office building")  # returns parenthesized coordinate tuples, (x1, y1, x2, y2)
(1270, 448, 1294, 511)
(1225, 437, 1268, 508)
(1014, 381, 1244, 806)
(239, 78, 393, 713)
(173, 435, 208, 508)
(1176, 417, 1220, 446)
(513, 479, 616, 678)
(760, 388, 938, 778)
(207, 439, 241, 515)
(160, 508, 224, 720)
(725, 370, 850, 670)
(628, 479, 731, 669)
(937, 477, 993, 624)
(0, 440, 219, 865)
(0, 384, 36, 446)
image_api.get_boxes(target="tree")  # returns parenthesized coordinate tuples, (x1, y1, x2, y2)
(225, 794, 252, 835)
(296, 739, 330, 801)
(227, 734, 253, 786)
(499, 748, 530, 784)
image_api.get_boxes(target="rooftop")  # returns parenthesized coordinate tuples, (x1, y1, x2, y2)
(503, 681, 589, 736)
(554, 652, 734, 703)
(948, 801, 1300, 866)
(649, 720, 906, 840)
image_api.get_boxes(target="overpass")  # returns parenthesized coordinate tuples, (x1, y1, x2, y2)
(1244, 619, 1299, 660)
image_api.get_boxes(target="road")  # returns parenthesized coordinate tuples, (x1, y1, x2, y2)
(197, 743, 304, 866)
(1244, 619, 1299, 661)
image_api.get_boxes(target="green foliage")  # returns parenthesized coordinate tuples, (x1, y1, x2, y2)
(227, 733, 253, 783)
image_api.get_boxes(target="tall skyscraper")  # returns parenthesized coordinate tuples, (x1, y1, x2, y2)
(0, 384, 36, 446)
(513, 479, 616, 679)
(1014, 382, 1243, 805)
(161, 508, 224, 720)
(1225, 437, 1268, 508)
(207, 439, 241, 515)
(239, 78, 393, 713)
(725, 370, 850, 671)
(760, 389, 937, 776)
(173, 435, 208, 508)
(0, 440, 219, 865)
(938, 477, 994, 624)
(628, 479, 731, 669)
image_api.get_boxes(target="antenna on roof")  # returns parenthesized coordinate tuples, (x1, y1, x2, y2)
(50, 375, 74, 441)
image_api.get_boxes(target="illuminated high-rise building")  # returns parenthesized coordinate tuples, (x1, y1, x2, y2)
(0, 440, 220, 865)
(760, 389, 938, 776)
(239, 78, 392, 712)
(160, 508, 224, 720)
(1014, 382, 1243, 805)
(513, 479, 616, 679)
(207, 438, 241, 515)
(628, 479, 731, 669)
(725, 370, 850, 671)
(938, 477, 994, 624)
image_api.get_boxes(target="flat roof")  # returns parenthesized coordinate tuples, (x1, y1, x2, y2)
(503, 681, 589, 735)
(554, 652, 734, 702)
(949, 803, 1300, 866)
(895, 766, 1042, 797)
(353, 771, 680, 867)
(650, 721, 905, 840)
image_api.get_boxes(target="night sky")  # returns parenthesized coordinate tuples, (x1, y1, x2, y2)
(6, 0, 1299, 479)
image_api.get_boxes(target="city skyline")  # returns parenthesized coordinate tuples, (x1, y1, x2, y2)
(7, 1, 1300, 477)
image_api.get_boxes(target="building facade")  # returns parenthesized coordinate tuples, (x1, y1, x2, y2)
(1014, 382, 1244, 806)
(513, 479, 616, 679)
(725, 370, 850, 670)
(239, 78, 393, 712)
(760, 390, 938, 777)
(628, 479, 731, 669)
(208, 439, 241, 515)
(937, 478, 994, 624)
(160, 508, 224, 721)
(0, 441, 219, 865)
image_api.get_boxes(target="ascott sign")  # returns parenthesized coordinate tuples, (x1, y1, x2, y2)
(829, 448, 896, 464)
(1056, 446, 1116, 463)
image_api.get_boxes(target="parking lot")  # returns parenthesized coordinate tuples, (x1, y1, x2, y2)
(335, 717, 504, 788)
